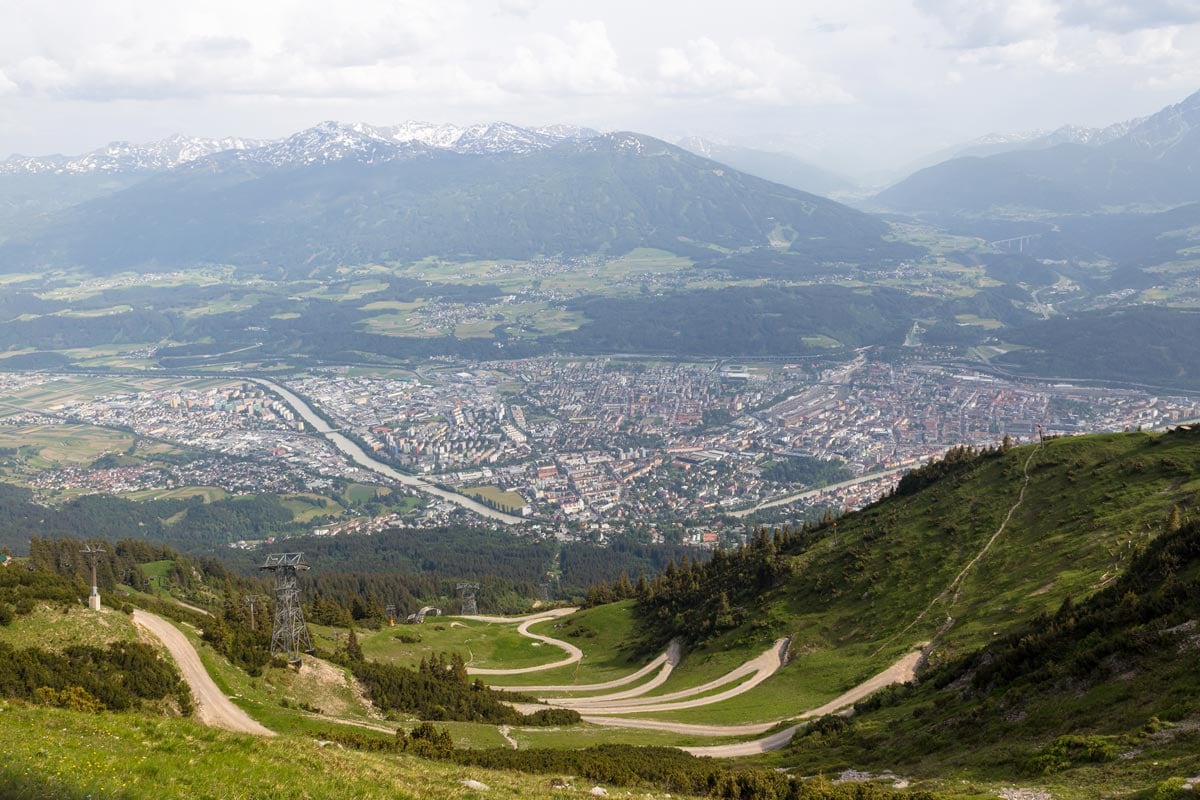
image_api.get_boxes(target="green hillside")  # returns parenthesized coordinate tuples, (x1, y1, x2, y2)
(778, 516, 1200, 797)
(616, 429, 1200, 727)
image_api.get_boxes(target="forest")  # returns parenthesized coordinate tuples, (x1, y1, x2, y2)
(758, 455, 853, 488)
(0, 482, 309, 553)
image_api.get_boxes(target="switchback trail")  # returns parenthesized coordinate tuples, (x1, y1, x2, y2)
(678, 647, 926, 757)
(552, 638, 789, 714)
(133, 610, 274, 737)
(465, 608, 583, 676)
(496, 640, 681, 694)
(875, 443, 1042, 655)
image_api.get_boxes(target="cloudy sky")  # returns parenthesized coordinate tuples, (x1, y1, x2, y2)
(1, 0, 1198, 178)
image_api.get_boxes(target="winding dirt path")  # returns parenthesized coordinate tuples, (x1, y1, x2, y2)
(465, 608, 584, 676)
(498, 640, 682, 695)
(679, 647, 926, 757)
(554, 638, 789, 714)
(133, 610, 274, 737)
(461, 608, 577, 624)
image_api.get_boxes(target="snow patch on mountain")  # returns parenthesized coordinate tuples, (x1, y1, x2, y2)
(0, 135, 263, 175)
(1, 122, 606, 175)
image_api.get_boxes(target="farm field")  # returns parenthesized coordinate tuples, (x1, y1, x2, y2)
(463, 485, 527, 512)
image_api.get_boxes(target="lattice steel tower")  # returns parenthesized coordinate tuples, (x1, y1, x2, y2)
(260, 553, 315, 665)
(457, 582, 480, 616)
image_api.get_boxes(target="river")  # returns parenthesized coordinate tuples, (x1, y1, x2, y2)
(252, 378, 525, 525)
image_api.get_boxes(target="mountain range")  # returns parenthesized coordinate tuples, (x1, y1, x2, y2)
(899, 117, 1144, 176)
(0, 122, 599, 176)
(0, 122, 898, 274)
(878, 89, 1200, 213)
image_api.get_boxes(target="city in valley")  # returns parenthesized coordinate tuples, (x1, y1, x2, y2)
(1, 354, 1195, 547)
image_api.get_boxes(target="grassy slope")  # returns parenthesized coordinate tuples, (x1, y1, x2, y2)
(349, 619, 562, 673)
(773, 520, 1200, 799)
(0, 603, 139, 650)
(0, 702, 667, 800)
(629, 431, 1200, 727)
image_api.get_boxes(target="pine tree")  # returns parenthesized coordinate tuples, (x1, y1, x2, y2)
(345, 628, 364, 663)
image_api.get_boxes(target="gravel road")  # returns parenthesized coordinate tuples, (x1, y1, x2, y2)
(466, 609, 584, 675)
(133, 610, 274, 737)
(556, 638, 788, 714)
(680, 648, 925, 757)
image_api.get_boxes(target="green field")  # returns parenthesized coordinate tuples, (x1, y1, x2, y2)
(280, 493, 342, 522)
(954, 313, 1005, 329)
(483, 602, 643, 689)
(463, 486, 526, 512)
(0, 424, 134, 467)
(347, 619, 563, 673)
(343, 482, 391, 503)
(125, 485, 229, 503)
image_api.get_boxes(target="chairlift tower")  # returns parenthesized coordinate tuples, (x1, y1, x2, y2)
(457, 582, 480, 616)
(81, 544, 105, 611)
(260, 553, 315, 665)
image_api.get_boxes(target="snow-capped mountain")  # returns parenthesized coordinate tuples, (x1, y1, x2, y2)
(1, 122, 603, 175)
(232, 120, 601, 166)
(0, 134, 263, 175)
(1109, 90, 1200, 159)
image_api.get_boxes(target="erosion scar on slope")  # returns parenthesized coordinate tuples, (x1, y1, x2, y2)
(875, 443, 1042, 656)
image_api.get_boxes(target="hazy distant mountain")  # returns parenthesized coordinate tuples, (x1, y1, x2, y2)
(676, 137, 853, 196)
(896, 117, 1146, 180)
(0, 134, 264, 176)
(0, 126, 895, 274)
(877, 90, 1200, 213)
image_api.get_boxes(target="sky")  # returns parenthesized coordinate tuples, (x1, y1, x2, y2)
(1, 0, 1199, 179)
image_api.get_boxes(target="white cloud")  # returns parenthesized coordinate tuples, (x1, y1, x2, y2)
(656, 38, 853, 105)
(1088, 26, 1186, 66)
(953, 36, 1079, 72)
(499, 21, 632, 95)
(915, 0, 1059, 48)
(282, 0, 450, 68)
(0, 69, 15, 96)
(1057, 0, 1200, 32)
(497, 0, 540, 17)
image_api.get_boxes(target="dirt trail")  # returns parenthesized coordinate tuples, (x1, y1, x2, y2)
(466, 609, 584, 676)
(679, 648, 925, 757)
(459, 607, 577, 624)
(553, 638, 788, 714)
(582, 716, 778, 736)
(498, 640, 681, 694)
(133, 610, 274, 737)
(877, 443, 1042, 655)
